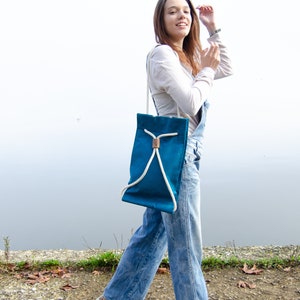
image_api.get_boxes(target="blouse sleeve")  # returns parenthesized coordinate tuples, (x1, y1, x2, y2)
(208, 33, 233, 80)
(149, 45, 215, 116)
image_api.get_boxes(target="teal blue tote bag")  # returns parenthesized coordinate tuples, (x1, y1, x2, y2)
(121, 113, 189, 214)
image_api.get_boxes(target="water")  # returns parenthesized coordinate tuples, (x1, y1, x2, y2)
(1, 145, 299, 251)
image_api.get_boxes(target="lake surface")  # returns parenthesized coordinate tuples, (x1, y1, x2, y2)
(1, 151, 299, 251)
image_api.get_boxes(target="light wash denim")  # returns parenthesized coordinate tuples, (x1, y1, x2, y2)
(101, 102, 210, 300)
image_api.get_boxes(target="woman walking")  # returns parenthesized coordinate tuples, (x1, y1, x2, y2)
(96, 0, 233, 299)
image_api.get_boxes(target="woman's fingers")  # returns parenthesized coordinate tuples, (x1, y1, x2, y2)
(201, 43, 220, 70)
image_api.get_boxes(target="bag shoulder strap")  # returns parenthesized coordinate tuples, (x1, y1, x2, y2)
(146, 46, 158, 114)
(146, 46, 180, 117)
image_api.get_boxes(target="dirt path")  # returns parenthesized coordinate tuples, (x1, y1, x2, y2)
(1, 266, 300, 299)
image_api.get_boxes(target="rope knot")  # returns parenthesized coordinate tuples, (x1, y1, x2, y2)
(152, 138, 160, 149)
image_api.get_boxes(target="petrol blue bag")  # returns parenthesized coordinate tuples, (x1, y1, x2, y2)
(121, 113, 189, 213)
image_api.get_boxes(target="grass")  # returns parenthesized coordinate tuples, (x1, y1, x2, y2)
(201, 256, 300, 270)
(1, 251, 299, 274)
(1, 237, 299, 273)
(76, 251, 122, 271)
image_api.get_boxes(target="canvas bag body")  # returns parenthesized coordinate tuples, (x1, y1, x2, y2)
(121, 113, 189, 214)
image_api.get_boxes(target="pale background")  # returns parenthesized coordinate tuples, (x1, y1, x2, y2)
(0, 0, 299, 250)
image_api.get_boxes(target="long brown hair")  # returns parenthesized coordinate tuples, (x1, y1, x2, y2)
(153, 0, 202, 75)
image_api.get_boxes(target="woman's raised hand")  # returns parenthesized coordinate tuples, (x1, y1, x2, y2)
(201, 42, 220, 71)
(197, 5, 216, 29)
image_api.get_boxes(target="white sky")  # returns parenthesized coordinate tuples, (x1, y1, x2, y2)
(1, 0, 300, 249)
(1, 0, 299, 154)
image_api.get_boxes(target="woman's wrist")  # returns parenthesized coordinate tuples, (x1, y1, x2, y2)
(209, 28, 221, 37)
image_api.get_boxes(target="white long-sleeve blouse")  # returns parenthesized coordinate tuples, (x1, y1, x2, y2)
(147, 33, 233, 135)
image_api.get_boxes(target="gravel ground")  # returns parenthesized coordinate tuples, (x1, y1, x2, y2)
(0, 245, 299, 300)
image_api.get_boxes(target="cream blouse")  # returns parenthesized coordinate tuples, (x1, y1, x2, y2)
(147, 33, 233, 135)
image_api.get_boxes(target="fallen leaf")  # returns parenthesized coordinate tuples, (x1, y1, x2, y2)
(22, 270, 61, 285)
(27, 274, 39, 280)
(26, 279, 39, 285)
(237, 281, 247, 288)
(6, 263, 16, 271)
(92, 270, 100, 276)
(25, 275, 50, 285)
(242, 263, 263, 275)
(20, 268, 72, 285)
(60, 284, 79, 291)
(51, 268, 66, 277)
(246, 282, 256, 289)
(38, 276, 51, 284)
(237, 280, 256, 289)
(61, 273, 72, 279)
(157, 267, 168, 274)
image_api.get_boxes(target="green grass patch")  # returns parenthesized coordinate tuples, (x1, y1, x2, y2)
(1, 252, 299, 273)
(39, 259, 61, 269)
(77, 251, 122, 271)
(201, 255, 300, 271)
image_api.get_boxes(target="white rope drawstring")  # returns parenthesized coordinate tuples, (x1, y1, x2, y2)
(121, 129, 179, 212)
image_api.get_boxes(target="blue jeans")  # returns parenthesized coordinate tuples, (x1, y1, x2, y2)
(103, 103, 209, 300)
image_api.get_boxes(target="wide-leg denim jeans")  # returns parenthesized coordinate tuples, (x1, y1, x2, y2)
(103, 102, 210, 300)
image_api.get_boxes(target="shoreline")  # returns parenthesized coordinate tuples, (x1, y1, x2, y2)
(1, 245, 299, 263)
(1, 246, 299, 299)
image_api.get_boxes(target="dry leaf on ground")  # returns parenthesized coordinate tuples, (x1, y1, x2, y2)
(242, 263, 263, 275)
(237, 280, 256, 289)
(60, 283, 79, 291)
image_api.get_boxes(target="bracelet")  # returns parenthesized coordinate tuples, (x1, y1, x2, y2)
(209, 28, 221, 37)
